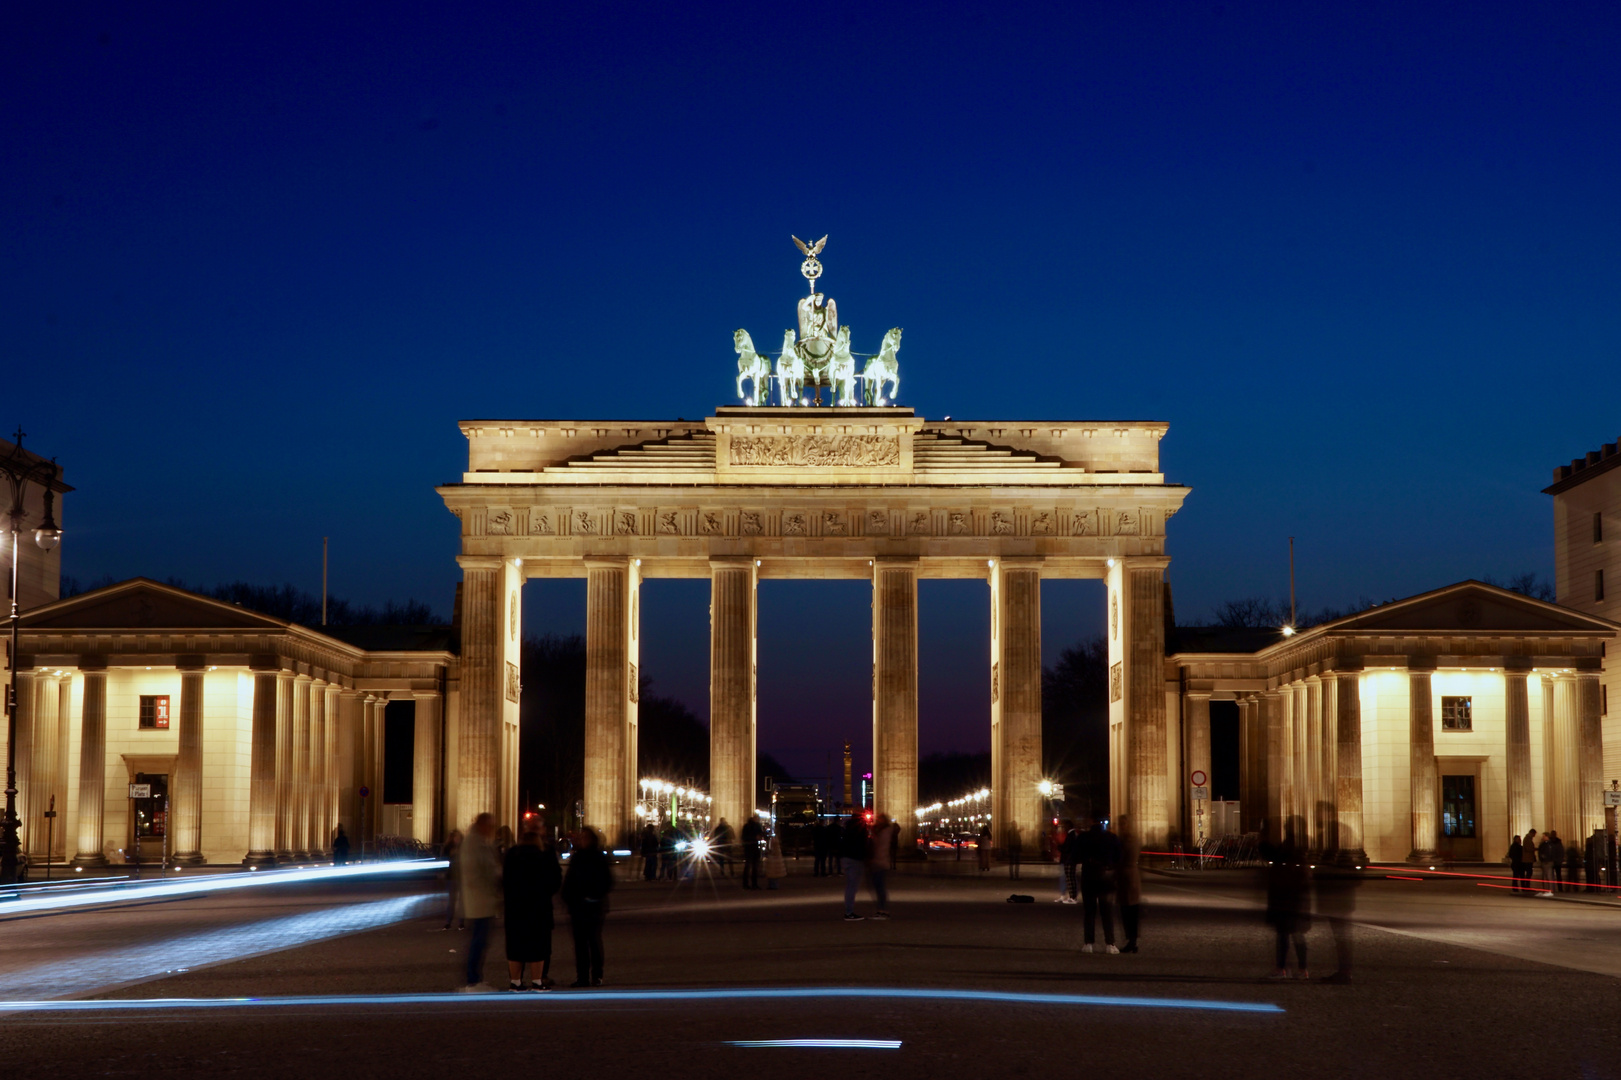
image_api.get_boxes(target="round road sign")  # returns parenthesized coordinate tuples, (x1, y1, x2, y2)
(1190, 770, 1207, 787)
(359, 785, 371, 798)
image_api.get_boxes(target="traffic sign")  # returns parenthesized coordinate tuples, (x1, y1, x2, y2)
(359, 786, 370, 798)
(1191, 786, 1209, 801)
(1604, 790, 1621, 807)
(1190, 770, 1207, 787)
(128, 783, 152, 800)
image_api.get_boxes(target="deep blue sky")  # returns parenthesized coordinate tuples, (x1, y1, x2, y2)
(6, 4, 1619, 771)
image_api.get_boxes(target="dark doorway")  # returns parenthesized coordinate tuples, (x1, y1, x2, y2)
(1210, 701, 1240, 802)
(383, 701, 415, 805)
(1439, 771, 1481, 861)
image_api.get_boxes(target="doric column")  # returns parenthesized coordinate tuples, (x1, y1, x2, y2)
(1304, 678, 1323, 850)
(307, 679, 327, 856)
(1237, 696, 1256, 833)
(335, 690, 362, 840)
(170, 659, 207, 864)
(1184, 691, 1211, 843)
(1408, 660, 1439, 862)
(1333, 666, 1366, 862)
(369, 696, 388, 840)
(584, 557, 639, 848)
(992, 560, 1044, 849)
(1290, 681, 1308, 841)
(454, 556, 515, 826)
(710, 558, 757, 839)
(1577, 671, 1605, 841)
(273, 671, 295, 857)
(1503, 663, 1533, 842)
(1262, 690, 1285, 842)
(412, 690, 443, 846)
(11, 671, 34, 861)
(245, 661, 280, 866)
(23, 671, 56, 860)
(1120, 562, 1166, 846)
(291, 674, 312, 858)
(873, 558, 919, 844)
(324, 685, 340, 851)
(1318, 676, 1338, 850)
(71, 660, 108, 866)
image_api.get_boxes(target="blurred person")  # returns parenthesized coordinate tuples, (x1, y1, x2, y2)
(1542, 830, 1565, 892)
(331, 824, 351, 866)
(1566, 838, 1583, 892)
(456, 813, 501, 992)
(712, 818, 735, 877)
(1006, 821, 1023, 879)
(811, 820, 828, 876)
(562, 826, 614, 987)
(765, 829, 788, 890)
(1051, 819, 1071, 902)
(437, 829, 464, 931)
(639, 822, 658, 882)
(977, 823, 993, 872)
(1264, 817, 1312, 980)
(1507, 833, 1528, 896)
(1077, 817, 1120, 953)
(659, 824, 678, 880)
(741, 814, 764, 889)
(841, 814, 870, 921)
(1117, 814, 1142, 953)
(494, 824, 514, 860)
(1315, 856, 1362, 983)
(869, 813, 898, 919)
(1061, 821, 1083, 902)
(502, 823, 562, 991)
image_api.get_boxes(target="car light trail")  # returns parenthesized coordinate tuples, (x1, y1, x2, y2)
(730, 1039, 902, 1049)
(0, 861, 447, 918)
(0, 986, 1284, 1015)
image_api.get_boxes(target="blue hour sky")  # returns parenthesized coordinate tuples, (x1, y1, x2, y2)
(6, 3, 1619, 771)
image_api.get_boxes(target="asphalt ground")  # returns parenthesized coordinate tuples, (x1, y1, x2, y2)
(2, 864, 1620, 1078)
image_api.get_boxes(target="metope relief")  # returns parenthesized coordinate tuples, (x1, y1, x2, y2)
(657, 511, 681, 535)
(949, 512, 969, 535)
(909, 512, 931, 535)
(1030, 512, 1054, 535)
(1072, 511, 1097, 536)
(506, 661, 521, 704)
(990, 512, 1014, 535)
(867, 510, 889, 534)
(486, 509, 513, 536)
(740, 511, 763, 535)
(822, 511, 848, 536)
(700, 511, 724, 535)
(616, 511, 638, 535)
(1117, 511, 1140, 536)
(576, 510, 598, 535)
(1109, 662, 1122, 703)
(530, 511, 553, 535)
(783, 513, 807, 535)
(728, 434, 901, 468)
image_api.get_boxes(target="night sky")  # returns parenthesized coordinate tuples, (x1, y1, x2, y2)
(7, 4, 1619, 777)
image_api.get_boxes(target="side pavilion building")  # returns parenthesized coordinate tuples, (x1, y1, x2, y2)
(1170, 581, 1616, 863)
(1, 579, 455, 867)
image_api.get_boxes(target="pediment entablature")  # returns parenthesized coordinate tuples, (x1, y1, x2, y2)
(22, 579, 289, 632)
(1324, 581, 1616, 636)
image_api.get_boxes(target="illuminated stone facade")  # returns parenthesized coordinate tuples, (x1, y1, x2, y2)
(439, 407, 1191, 848)
(1170, 581, 1616, 863)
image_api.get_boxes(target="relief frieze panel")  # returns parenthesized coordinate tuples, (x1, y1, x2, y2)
(728, 434, 901, 468)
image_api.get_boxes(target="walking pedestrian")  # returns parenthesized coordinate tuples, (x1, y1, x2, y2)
(1076, 817, 1120, 953)
(741, 814, 764, 889)
(765, 829, 788, 890)
(869, 813, 897, 919)
(1006, 821, 1023, 879)
(1117, 814, 1142, 953)
(977, 823, 992, 872)
(1264, 818, 1312, 980)
(811, 821, 828, 876)
(456, 814, 501, 992)
(640, 822, 658, 882)
(1052, 819, 1071, 902)
(331, 824, 351, 866)
(1060, 821, 1083, 903)
(712, 818, 735, 877)
(502, 823, 562, 991)
(438, 829, 464, 930)
(840, 814, 870, 921)
(562, 826, 614, 987)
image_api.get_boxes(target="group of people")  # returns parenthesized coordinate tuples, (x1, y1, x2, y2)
(1051, 816, 1142, 953)
(634, 814, 789, 888)
(441, 814, 614, 992)
(837, 813, 899, 920)
(1507, 829, 1579, 894)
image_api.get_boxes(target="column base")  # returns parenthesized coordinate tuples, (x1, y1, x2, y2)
(1332, 848, 1369, 868)
(243, 851, 279, 869)
(1407, 849, 1440, 865)
(170, 851, 207, 866)
(70, 853, 109, 868)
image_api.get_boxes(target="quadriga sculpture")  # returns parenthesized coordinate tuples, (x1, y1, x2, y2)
(734, 329, 772, 405)
(862, 326, 902, 405)
(830, 326, 858, 405)
(775, 329, 804, 405)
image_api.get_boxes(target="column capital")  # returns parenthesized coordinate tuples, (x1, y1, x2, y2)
(248, 654, 282, 672)
(456, 555, 504, 571)
(175, 655, 208, 672)
(708, 555, 755, 569)
(1406, 656, 1438, 673)
(293, 672, 314, 685)
(412, 688, 444, 701)
(1503, 657, 1535, 674)
(872, 555, 920, 567)
(77, 654, 108, 672)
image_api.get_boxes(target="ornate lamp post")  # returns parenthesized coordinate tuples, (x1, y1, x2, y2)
(1, 431, 62, 885)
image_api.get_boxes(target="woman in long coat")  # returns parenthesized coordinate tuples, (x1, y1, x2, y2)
(503, 825, 562, 991)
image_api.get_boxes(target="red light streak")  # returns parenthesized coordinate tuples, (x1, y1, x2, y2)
(1142, 851, 1224, 859)
(1371, 864, 1621, 892)
(1385, 875, 1425, 882)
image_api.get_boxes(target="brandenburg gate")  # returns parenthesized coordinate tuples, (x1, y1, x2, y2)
(437, 240, 1191, 848)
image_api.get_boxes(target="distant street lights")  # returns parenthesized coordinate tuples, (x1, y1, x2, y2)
(1, 431, 62, 885)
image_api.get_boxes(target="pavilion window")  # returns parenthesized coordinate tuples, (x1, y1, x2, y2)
(1596, 511, 1605, 544)
(138, 694, 171, 730)
(1440, 695, 1472, 732)
(1598, 569, 1607, 603)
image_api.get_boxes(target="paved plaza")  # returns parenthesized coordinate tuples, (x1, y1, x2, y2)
(3, 863, 1621, 1078)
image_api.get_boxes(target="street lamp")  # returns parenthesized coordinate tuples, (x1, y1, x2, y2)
(2, 431, 63, 885)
